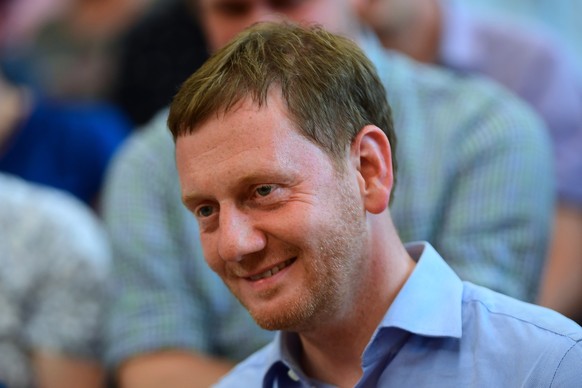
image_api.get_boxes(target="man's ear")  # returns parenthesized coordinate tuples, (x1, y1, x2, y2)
(350, 125, 394, 214)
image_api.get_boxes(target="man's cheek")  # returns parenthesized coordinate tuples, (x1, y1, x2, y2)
(201, 242, 222, 273)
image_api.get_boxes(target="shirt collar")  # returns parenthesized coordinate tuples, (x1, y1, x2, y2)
(261, 242, 464, 385)
(262, 331, 311, 386)
(379, 241, 463, 338)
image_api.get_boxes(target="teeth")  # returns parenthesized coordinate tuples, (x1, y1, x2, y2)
(249, 259, 293, 281)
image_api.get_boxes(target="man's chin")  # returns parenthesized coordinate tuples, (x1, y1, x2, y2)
(250, 309, 302, 331)
(227, 281, 318, 330)
(245, 297, 318, 332)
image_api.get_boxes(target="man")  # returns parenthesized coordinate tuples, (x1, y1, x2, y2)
(104, 0, 553, 386)
(168, 22, 582, 387)
(0, 173, 110, 388)
(355, 0, 582, 323)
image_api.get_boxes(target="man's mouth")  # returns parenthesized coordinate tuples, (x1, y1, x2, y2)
(248, 258, 296, 281)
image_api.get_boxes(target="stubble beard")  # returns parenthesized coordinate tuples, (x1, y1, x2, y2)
(242, 177, 368, 332)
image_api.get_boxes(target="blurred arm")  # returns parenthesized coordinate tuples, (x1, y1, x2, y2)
(538, 204, 582, 321)
(118, 350, 234, 388)
(33, 352, 104, 388)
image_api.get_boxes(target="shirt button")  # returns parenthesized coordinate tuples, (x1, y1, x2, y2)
(287, 369, 300, 381)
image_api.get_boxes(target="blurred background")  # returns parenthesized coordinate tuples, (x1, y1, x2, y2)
(0, 0, 580, 387)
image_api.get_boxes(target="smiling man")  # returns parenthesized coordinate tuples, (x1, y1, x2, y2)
(176, 94, 381, 336)
(168, 22, 582, 387)
(104, 0, 556, 386)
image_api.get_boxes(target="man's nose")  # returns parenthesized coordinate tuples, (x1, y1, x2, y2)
(217, 206, 266, 262)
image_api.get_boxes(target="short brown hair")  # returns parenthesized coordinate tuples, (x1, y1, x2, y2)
(168, 21, 397, 189)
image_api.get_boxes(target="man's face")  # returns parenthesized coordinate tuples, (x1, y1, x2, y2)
(197, 0, 360, 51)
(176, 93, 369, 330)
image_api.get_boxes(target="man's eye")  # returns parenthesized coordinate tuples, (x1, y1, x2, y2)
(256, 185, 274, 197)
(196, 205, 214, 218)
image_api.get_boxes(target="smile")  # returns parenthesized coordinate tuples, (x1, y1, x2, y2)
(248, 258, 295, 281)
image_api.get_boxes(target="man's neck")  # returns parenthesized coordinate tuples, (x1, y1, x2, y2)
(377, 0, 442, 64)
(298, 322, 371, 387)
(296, 220, 416, 386)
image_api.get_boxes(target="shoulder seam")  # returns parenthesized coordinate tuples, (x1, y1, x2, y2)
(466, 298, 581, 341)
(550, 340, 582, 387)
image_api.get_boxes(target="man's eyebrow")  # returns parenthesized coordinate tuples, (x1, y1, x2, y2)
(182, 170, 293, 202)
(182, 192, 205, 206)
(237, 171, 282, 185)
(180, 175, 260, 205)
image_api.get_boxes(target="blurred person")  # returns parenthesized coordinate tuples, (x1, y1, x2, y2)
(0, 0, 68, 47)
(458, 0, 582, 328)
(0, 172, 110, 388)
(112, 0, 209, 126)
(0, 68, 132, 208)
(0, 0, 133, 209)
(170, 21, 582, 387)
(0, 0, 157, 100)
(103, 0, 553, 386)
(355, 0, 582, 323)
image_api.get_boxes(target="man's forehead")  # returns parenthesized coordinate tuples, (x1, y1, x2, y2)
(177, 93, 292, 153)
(175, 106, 322, 197)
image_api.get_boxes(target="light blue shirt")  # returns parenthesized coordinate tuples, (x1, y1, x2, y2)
(215, 242, 582, 387)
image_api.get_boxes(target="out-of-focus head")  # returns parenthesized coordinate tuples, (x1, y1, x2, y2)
(168, 21, 397, 186)
(0, 0, 75, 48)
(0, 0, 12, 37)
(194, 0, 363, 51)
